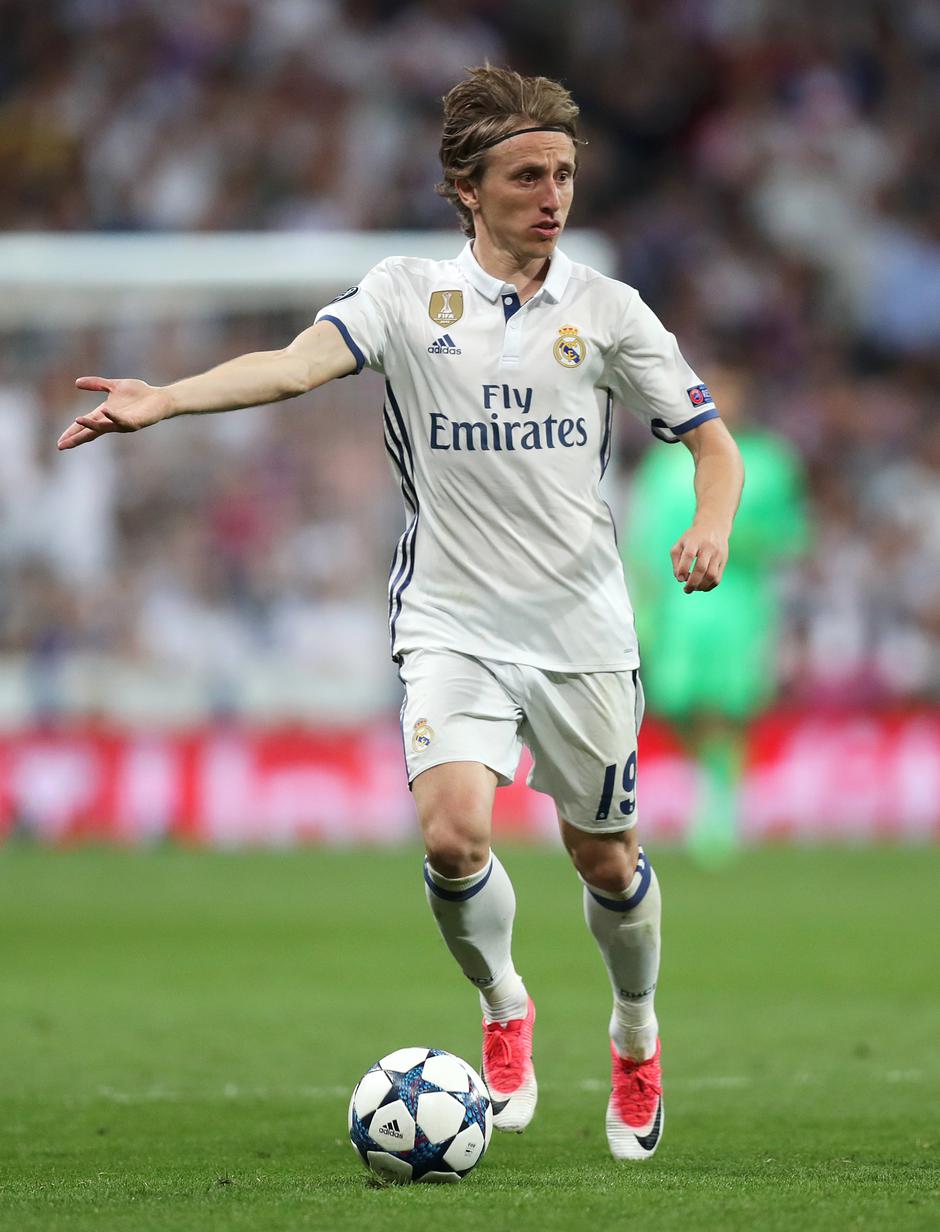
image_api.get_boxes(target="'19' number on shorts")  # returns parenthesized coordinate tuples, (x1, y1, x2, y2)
(595, 752, 637, 822)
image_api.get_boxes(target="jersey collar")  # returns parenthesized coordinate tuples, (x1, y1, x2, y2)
(456, 241, 572, 304)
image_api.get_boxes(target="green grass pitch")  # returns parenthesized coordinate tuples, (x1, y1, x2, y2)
(0, 842, 937, 1231)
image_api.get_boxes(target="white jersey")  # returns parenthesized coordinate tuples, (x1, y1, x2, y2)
(315, 242, 718, 671)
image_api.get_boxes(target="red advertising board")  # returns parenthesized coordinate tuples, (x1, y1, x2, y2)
(1, 711, 939, 845)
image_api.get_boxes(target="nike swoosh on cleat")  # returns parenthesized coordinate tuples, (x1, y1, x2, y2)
(633, 1097, 663, 1152)
(490, 1097, 511, 1115)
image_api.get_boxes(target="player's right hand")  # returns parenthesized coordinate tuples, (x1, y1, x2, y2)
(57, 377, 173, 450)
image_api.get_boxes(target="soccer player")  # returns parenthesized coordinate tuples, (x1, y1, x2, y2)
(58, 67, 744, 1160)
(623, 364, 808, 864)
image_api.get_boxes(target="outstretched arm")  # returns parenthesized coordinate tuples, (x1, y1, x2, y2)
(57, 319, 357, 450)
(669, 417, 744, 593)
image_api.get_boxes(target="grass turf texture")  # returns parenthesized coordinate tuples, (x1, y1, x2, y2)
(0, 845, 937, 1231)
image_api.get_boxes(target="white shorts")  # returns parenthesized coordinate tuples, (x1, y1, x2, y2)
(399, 648, 645, 834)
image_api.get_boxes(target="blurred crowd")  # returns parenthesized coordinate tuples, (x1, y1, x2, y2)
(3, 0, 940, 719)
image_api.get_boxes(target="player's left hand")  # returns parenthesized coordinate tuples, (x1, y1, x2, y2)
(669, 522, 729, 594)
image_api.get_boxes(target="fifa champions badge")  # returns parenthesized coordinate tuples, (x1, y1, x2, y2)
(553, 325, 586, 367)
(412, 718, 434, 751)
(429, 290, 464, 327)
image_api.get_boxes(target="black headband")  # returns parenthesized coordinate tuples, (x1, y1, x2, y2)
(477, 125, 584, 152)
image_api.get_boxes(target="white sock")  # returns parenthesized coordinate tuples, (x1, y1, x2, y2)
(582, 849, 661, 1061)
(424, 851, 528, 1024)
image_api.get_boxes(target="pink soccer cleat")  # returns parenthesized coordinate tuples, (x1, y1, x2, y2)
(606, 1038, 664, 1160)
(481, 996, 538, 1132)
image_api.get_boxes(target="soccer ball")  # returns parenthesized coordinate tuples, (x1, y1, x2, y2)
(348, 1046, 493, 1184)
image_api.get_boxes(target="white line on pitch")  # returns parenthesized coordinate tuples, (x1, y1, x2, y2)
(86, 1068, 927, 1107)
(90, 1076, 755, 1104)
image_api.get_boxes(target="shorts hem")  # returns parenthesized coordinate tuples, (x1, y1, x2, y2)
(407, 754, 515, 790)
(558, 813, 640, 835)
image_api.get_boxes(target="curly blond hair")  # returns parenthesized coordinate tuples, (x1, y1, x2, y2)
(437, 67, 580, 237)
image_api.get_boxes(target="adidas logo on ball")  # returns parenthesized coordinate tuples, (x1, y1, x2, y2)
(349, 1047, 493, 1184)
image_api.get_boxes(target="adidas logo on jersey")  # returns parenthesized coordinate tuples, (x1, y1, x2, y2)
(427, 333, 461, 355)
(378, 1119, 404, 1139)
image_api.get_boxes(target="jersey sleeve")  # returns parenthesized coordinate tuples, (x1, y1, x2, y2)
(604, 291, 719, 443)
(314, 260, 398, 376)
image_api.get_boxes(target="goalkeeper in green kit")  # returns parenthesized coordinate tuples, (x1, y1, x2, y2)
(622, 366, 810, 861)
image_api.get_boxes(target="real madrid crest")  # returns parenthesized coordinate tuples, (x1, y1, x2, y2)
(553, 325, 586, 368)
(412, 717, 434, 752)
(429, 290, 463, 327)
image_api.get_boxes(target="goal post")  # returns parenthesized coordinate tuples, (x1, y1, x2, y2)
(0, 230, 616, 326)
(0, 228, 617, 729)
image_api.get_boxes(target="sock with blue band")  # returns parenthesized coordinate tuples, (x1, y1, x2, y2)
(582, 848, 661, 1061)
(424, 851, 528, 1024)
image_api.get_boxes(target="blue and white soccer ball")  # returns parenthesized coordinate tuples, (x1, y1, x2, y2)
(348, 1046, 493, 1184)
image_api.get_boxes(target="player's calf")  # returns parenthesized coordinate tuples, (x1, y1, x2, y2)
(578, 844, 664, 1159)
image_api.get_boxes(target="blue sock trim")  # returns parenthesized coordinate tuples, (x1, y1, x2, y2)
(587, 849, 652, 912)
(423, 857, 493, 902)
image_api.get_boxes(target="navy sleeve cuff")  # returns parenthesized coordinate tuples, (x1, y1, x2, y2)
(318, 314, 366, 375)
(650, 407, 719, 443)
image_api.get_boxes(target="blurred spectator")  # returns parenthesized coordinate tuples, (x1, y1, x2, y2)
(2, 0, 940, 718)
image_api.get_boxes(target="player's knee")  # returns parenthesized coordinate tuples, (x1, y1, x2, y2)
(565, 830, 637, 893)
(413, 763, 495, 878)
(422, 815, 490, 879)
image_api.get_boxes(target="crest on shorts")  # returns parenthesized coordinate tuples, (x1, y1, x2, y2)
(553, 325, 586, 368)
(412, 717, 434, 752)
(429, 290, 463, 327)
